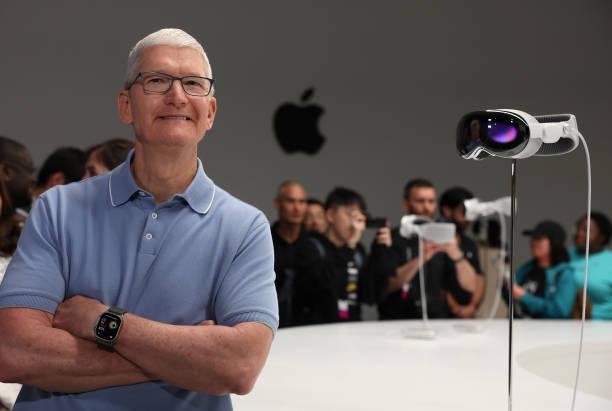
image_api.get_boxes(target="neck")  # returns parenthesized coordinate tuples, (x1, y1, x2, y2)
(326, 227, 345, 248)
(536, 255, 551, 268)
(276, 221, 301, 244)
(131, 144, 198, 204)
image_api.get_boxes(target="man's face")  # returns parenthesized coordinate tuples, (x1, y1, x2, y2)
(442, 205, 469, 231)
(574, 218, 604, 250)
(1, 148, 35, 209)
(327, 204, 364, 244)
(118, 45, 217, 150)
(404, 187, 436, 219)
(275, 185, 307, 225)
(304, 203, 327, 234)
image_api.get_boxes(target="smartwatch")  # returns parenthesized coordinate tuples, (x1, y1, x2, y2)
(94, 306, 127, 350)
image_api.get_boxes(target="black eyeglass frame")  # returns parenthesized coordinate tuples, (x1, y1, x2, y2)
(126, 71, 215, 97)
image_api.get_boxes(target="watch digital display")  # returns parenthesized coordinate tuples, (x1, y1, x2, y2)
(95, 312, 122, 341)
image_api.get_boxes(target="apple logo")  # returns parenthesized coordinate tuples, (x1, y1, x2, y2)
(273, 88, 326, 155)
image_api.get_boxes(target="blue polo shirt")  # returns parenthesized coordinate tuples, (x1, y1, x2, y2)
(0, 153, 279, 410)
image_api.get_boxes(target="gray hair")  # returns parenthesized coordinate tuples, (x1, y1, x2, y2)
(124, 28, 213, 92)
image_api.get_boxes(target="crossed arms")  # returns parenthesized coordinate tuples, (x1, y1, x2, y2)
(0, 299, 273, 395)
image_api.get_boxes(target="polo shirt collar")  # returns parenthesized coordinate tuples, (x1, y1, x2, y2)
(108, 150, 215, 215)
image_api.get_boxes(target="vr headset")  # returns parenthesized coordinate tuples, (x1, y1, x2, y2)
(456, 109, 580, 160)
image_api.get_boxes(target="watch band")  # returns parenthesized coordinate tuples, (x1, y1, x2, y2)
(108, 306, 127, 316)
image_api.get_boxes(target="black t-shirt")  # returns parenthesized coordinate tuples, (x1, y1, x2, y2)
(292, 232, 385, 325)
(445, 233, 483, 306)
(377, 228, 453, 319)
(271, 222, 309, 327)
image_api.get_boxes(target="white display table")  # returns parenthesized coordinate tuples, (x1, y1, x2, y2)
(234, 320, 612, 410)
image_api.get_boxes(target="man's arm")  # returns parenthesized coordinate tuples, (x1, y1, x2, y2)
(0, 308, 152, 393)
(52, 296, 273, 396)
(387, 242, 439, 294)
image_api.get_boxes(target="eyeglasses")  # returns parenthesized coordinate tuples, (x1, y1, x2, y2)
(127, 71, 214, 97)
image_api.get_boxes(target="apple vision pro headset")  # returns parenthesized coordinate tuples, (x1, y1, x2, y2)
(457, 109, 580, 159)
(457, 109, 590, 411)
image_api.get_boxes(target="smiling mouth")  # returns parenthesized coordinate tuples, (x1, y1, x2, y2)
(159, 115, 192, 121)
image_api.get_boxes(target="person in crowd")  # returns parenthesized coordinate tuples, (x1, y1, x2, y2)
(505, 221, 576, 318)
(31, 147, 86, 198)
(570, 212, 612, 320)
(271, 180, 308, 327)
(377, 178, 454, 319)
(292, 187, 391, 325)
(0, 136, 35, 214)
(304, 198, 328, 234)
(83, 138, 134, 179)
(439, 187, 485, 318)
(304, 198, 327, 234)
(0, 136, 34, 257)
(0, 28, 278, 410)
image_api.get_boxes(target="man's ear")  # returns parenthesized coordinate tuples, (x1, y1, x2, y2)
(118, 91, 133, 124)
(205, 97, 217, 130)
(326, 208, 335, 225)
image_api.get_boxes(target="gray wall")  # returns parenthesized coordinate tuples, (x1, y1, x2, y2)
(1, 1, 611, 262)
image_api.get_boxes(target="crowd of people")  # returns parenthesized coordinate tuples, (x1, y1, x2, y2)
(270, 179, 612, 327)
(2, 137, 612, 331)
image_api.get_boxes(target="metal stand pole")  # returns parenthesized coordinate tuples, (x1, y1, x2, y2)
(508, 159, 517, 411)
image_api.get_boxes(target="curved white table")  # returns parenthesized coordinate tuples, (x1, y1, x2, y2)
(233, 320, 612, 410)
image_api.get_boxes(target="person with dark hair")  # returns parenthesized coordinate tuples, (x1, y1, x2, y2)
(293, 187, 391, 324)
(0, 136, 35, 212)
(0, 136, 33, 258)
(570, 211, 612, 319)
(271, 180, 308, 327)
(304, 198, 327, 234)
(376, 178, 454, 319)
(506, 221, 576, 318)
(32, 147, 86, 198)
(83, 138, 134, 178)
(438, 186, 485, 318)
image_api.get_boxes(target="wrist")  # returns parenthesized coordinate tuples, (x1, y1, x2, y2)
(452, 253, 465, 263)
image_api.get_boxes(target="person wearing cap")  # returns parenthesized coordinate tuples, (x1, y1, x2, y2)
(507, 220, 576, 318)
(570, 211, 612, 320)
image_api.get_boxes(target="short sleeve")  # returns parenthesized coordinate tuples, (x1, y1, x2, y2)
(213, 213, 279, 332)
(0, 194, 66, 313)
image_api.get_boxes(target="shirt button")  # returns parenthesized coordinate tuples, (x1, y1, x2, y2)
(144, 233, 153, 240)
(151, 212, 158, 219)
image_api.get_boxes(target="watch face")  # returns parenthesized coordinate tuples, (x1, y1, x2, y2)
(96, 312, 122, 342)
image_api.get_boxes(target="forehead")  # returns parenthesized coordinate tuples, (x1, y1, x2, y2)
(280, 185, 306, 199)
(410, 186, 436, 200)
(137, 45, 206, 76)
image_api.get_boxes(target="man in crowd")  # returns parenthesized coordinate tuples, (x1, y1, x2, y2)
(0, 28, 278, 410)
(438, 187, 485, 318)
(304, 198, 328, 234)
(293, 187, 391, 325)
(271, 180, 308, 327)
(376, 179, 480, 320)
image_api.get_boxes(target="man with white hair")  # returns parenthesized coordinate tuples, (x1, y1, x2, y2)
(0, 28, 278, 410)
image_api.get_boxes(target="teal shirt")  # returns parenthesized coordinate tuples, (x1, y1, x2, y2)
(516, 261, 576, 318)
(570, 248, 612, 320)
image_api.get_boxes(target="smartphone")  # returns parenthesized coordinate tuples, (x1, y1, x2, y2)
(366, 217, 387, 229)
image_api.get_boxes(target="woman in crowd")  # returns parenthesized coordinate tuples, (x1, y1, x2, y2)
(83, 138, 133, 179)
(570, 212, 612, 320)
(509, 220, 576, 318)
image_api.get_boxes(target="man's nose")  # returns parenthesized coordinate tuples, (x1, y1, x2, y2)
(165, 80, 189, 104)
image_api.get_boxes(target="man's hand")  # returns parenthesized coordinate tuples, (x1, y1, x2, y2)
(422, 240, 441, 262)
(375, 227, 392, 247)
(454, 304, 477, 318)
(512, 284, 526, 300)
(53, 295, 108, 341)
(438, 234, 463, 261)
